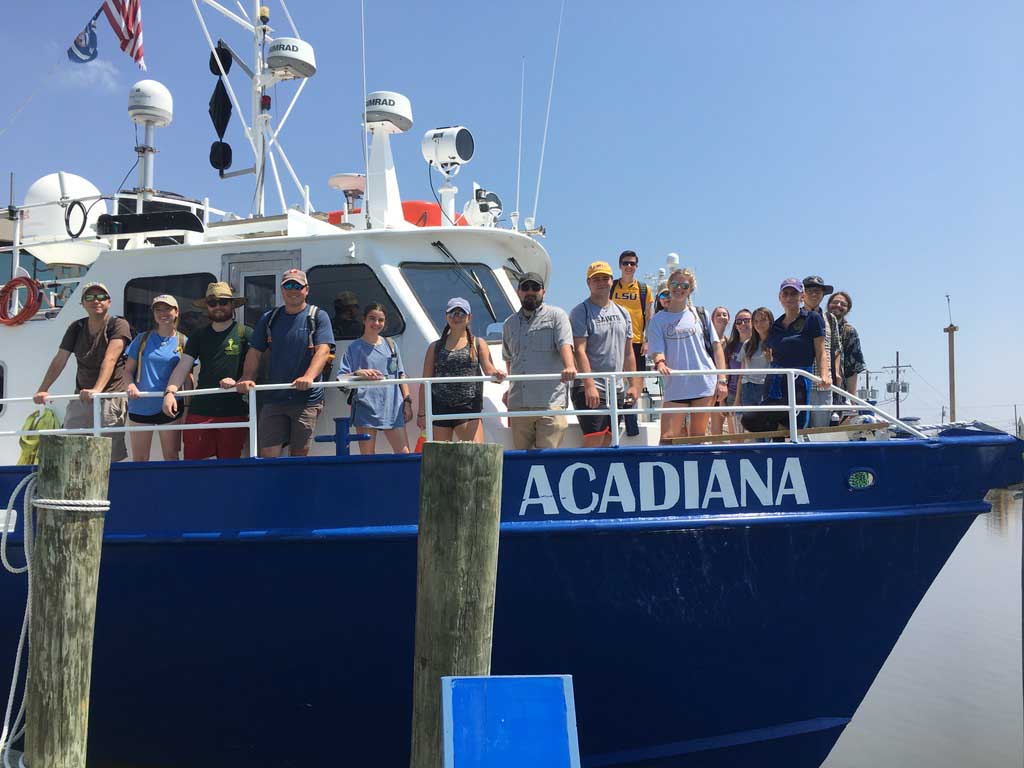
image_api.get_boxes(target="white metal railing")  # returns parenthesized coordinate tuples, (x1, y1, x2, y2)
(0, 367, 927, 459)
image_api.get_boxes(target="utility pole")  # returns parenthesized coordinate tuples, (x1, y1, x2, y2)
(882, 353, 912, 420)
(944, 294, 958, 422)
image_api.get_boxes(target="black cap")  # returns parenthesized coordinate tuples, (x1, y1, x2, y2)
(518, 272, 545, 289)
(803, 275, 834, 294)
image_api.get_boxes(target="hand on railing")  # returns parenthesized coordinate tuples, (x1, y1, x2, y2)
(353, 368, 386, 380)
(815, 372, 832, 391)
(33, 391, 50, 405)
(78, 388, 98, 402)
(127, 383, 142, 400)
(234, 379, 256, 394)
(293, 374, 316, 391)
(560, 364, 577, 383)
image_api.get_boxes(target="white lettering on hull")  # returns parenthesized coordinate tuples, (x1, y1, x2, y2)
(519, 458, 810, 516)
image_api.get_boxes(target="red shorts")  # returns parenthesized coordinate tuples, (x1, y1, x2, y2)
(183, 413, 249, 460)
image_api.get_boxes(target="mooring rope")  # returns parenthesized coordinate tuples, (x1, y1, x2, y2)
(0, 474, 110, 768)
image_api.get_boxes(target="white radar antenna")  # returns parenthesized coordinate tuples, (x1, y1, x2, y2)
(192, 0, 316, 217)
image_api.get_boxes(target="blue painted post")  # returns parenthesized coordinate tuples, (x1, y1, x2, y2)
(313, 417, 371, 456)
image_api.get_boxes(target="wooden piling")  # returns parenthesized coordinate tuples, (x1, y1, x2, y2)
(26, 435, 111, 768)
(409, 441, 504, 768)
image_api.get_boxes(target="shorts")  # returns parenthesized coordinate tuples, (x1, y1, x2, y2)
(129, 411, 180, 426)
(510, 406, 566, 450)
(64, 397, 128, 462)
(183, 413, 248, 460)
(667, 395, 713, 406)
(571, 388, 624, 437)
(258, 401, 323, 452)
(431, 394, 483, 430)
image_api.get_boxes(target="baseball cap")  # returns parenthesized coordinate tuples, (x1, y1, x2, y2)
(518, 272, 545, 289)
(446, 297, 472, 315)
(81, 281, 110, 298)
(586, 261, 614, 279)
(281, 268, 308, 286)
(151, 294, 179, 310)
(779, 278, 804, 293)
(803, 275, 834, 293)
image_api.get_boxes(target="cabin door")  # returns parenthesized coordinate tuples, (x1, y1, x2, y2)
(222, 250, 301, 328)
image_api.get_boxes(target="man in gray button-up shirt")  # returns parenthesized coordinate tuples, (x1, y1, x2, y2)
(502, 272, 576, 449)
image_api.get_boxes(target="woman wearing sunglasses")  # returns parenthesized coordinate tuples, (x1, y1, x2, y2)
(646, 268, 728, 442)
(417, 297, 505, 443)
(653, 281, 671, 314)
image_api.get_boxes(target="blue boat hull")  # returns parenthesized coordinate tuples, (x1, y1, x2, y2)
(0, 435, 1020, 767)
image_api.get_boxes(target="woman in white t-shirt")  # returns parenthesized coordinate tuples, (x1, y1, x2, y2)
(646, 268, 728, 442)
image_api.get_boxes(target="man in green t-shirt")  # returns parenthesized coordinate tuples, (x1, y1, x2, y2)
(162, 282, 251, 459)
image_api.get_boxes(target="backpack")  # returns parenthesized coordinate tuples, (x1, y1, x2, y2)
(611, 279, 649, 335)
(134, 330, 187, 383)
(693, 305, 714, 360)
(69, 314, 122, 350)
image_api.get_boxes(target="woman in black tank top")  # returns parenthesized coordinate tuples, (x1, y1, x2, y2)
(416, 298, 506, 443)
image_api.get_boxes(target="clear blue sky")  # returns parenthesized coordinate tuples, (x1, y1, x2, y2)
(2, 1, 1022, 429)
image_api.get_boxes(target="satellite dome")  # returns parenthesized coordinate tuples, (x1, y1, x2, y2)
(21, 173, 108, 267)
(267, 37, 317, 79)
(128, 80, 173, 127)
(364, 91, 413, 134)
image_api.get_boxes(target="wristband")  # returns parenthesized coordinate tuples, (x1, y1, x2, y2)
(164, 387, 177, 395)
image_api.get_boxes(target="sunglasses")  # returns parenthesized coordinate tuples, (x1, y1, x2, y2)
(669, 281, 691, 290)
(83, 293, 110, 302)
(735, 318, 751, 325)
(519, 282, 542, 292)
(206, 298, 233, 307)
(657, 291, 670, 300)
(620, 260, 638, 267)
(282, 281, 305, 290)
(446, 308, 468, 317)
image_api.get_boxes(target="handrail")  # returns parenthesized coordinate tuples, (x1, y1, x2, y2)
(0, 367, 928, 455)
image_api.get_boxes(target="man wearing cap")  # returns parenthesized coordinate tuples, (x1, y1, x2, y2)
(33, 280, 131, 461)
(502, 272, 576, 449)
(802, 275, 843, 427)
(610, 250, 653, 371)
(332, 291, 363, 338)
(570, 261, 640, 447)
(234, 269, 335, 458)
(162, 282, 252, 459)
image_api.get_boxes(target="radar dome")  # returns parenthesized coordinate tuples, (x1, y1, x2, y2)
(364, 91, 412, 134)
(267, 37, 316, 79)
(128, 80, 173, 127)
(21, 173, 108, 267)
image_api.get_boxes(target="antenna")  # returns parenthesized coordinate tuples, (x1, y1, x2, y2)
(529, 0, 566, 230)
(360, 0, 371, 227)
(511, 58, 525, 232)
(945, 293, 953, 325)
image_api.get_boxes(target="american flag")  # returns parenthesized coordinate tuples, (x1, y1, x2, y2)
(101, 0, 146, 70)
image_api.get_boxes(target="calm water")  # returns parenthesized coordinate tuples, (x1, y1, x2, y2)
(824, 492, 1024, 767)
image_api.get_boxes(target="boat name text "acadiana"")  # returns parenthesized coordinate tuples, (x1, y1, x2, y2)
(519, 458, 809, 516)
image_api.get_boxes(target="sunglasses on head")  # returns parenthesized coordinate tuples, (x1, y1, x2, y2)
(519, 282, 542, 292)
(83, 293, 109, 302)
(669, 281, 690, 290)
(282, 281, 305, 290)
(620, 260, 637, 267)
(206, 298, 233, 307)
(657, 291, 670, 300)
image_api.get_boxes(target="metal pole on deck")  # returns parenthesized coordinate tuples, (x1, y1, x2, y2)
(26, 435, 111, 768)
(944, 325, 958, 422)
(409, 442, 504, 768)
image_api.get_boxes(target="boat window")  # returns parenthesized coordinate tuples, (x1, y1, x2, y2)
(123, 272, 217, 337)
(401, 263, 514, 340)
(306, 264, 405, 339)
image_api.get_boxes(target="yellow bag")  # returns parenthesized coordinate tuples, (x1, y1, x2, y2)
(17, 408, 61, 465)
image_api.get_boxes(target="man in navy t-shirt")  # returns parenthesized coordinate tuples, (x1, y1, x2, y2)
(235, 268, 335, 457)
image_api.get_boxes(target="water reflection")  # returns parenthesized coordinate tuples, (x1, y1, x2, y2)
(824, 492, 1023, 767)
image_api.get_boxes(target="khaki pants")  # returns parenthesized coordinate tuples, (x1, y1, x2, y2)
(64, 397, 128, 462)
(510, 406, 566, 450)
